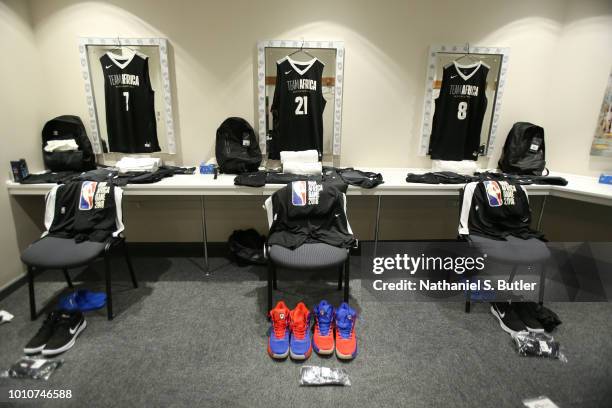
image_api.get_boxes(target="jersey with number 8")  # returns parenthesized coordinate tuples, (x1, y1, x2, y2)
(429, 61, 489, 161)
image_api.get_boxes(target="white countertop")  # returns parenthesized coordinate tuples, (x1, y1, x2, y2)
(6, 168, 612, 206)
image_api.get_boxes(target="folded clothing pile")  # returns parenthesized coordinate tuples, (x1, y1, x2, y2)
(281, 150, 322, 176)
(44, 139, 79, 152)
(431, 159, 479, 175)
(115, 157, 162, 173)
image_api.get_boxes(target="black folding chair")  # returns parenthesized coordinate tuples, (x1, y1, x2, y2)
(20, 183, 137, 320)
(458, 182, 549, 313)
(263, 193, 353, 314)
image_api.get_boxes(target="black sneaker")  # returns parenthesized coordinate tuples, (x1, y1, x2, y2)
(23, 311, 60, 354)
(41, 311, 87, 356)
(514, 302, 545, 333)
(490, 302, 527, 335)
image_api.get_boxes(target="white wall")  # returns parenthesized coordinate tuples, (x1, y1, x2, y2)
(1, 0, 611, 288)
(0, 0, 45, 290)
(542, 0, 612, 175)
(24, 0, 612, 172)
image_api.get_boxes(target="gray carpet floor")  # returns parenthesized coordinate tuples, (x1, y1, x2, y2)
(0, 256, 611, 408)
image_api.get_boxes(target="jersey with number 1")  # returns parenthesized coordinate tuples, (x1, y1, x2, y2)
(429, 61, 488, 161)
(270, 57, 326, 160)
(100, 51, 160, 153)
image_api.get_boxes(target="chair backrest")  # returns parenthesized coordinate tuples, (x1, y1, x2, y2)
(263, 189, 353, 234)
(43, 181, 125, 239)
(458, 180, 536, 239)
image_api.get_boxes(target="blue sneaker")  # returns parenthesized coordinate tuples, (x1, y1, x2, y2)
(335, 302, 357, 360)
(59, 289, 106, 312)
(312, 300, 335, 355)
(289, 302, 312, 360)
(268, 301, 290, 359)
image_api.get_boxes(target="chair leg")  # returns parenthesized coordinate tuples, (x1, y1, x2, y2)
(267, 261, 274, 315)
(123, 241, 138, 289)
(508, 265, 518, 283)
(538, 265, 546, 306)
(337, 263, 343, 290)
(343, 257, 350, 303)
(272, 263, 278, 290)
(62, 268, 73, 288)
(104, 254, 113, 320)
(465, 300, 471, 313)
(27, 266, 36, 321)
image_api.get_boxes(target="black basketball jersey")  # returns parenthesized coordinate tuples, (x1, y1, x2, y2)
(458, 180, 543, 240)
(46, 181, 123, 243)
(268, 181, 355, 249)
(429, 61, 489, 161)
(100, 51, 160, 153)
(270, 57, 326, 160)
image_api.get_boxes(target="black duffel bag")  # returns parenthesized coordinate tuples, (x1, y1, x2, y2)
(498, 122, 547, 176)
(42, 115, 96, 172)
(215, 117, 262, 174)
(228, 229, 266, 266)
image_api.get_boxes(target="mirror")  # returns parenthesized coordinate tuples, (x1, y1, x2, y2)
(257, 40, 345, 166)
(78, 37, 176, 155)
(419, 45, 510, 158)
(590, 67, 612, 157)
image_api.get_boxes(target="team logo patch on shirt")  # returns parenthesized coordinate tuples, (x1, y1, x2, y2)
(291, 181, 307, 206)
(484, 181, 503, 207)
(79, 181, 98, 210)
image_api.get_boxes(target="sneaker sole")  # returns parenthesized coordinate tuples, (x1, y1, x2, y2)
(312, 340, 334, 355)
(42, 320, 87, 356)
(490, 306, 525, 336)
(336, 347, 357, 360)
(290, 346, 312, 360)
(525, 326, 545, 333)
(267, 344, 289, 359)
(314, 347, 334, 355)
(23, 345, 46, 355)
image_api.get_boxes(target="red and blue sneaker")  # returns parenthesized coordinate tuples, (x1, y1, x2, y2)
(268, 300, 290, 359)
(312, 300, 335, 355)
(289, 302, 312, 360)
(335, 302, 357, 360)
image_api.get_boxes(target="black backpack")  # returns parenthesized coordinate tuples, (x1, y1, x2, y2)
(215, 117, 262, 174)
(42, 115, 96, 172)
(498, 122, 547, 176)
(228, 229, 267, 266)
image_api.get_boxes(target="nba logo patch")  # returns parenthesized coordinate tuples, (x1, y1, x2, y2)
(291, 181, 307, 206)
(484, 181, 503, 207)
(79, 181, 98, 210)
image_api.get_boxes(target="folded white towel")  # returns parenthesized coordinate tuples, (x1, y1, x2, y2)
(44, 139, 79, 152)
(280, 150, 319, 164)
(431, 160, 479, 175)
(283, 161, 322, 176)
(116, 157, 162, 173)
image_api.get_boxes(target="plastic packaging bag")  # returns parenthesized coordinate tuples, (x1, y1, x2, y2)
(299, 366, 351, 386)
(512, 332, 567, 362)
(0, 357, 63, 380)
(0, 310, 14, 324)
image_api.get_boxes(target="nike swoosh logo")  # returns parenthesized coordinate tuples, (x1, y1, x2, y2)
(498, 311, 505, 318)
(450, 75, 457, 79)
(105, 65, 113, 69)
(285, 70, 292, 75)
(69, 324, 80, 335)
